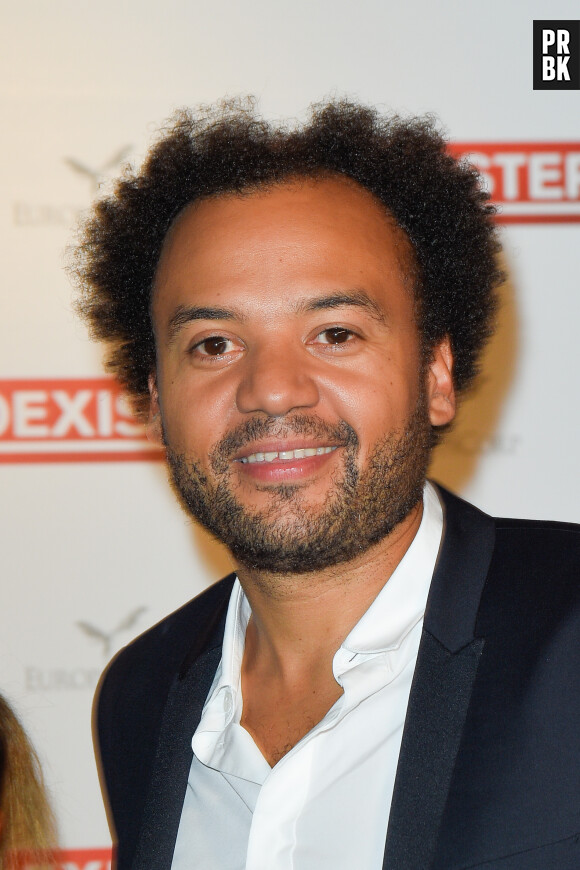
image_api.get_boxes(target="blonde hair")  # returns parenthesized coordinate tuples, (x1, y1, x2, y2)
(0, 695, 57, 869)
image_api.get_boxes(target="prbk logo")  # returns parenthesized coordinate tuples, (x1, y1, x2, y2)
(533, 21, 580, 89)
(0, 378, 163, 463)
(449, 143, 580, 222)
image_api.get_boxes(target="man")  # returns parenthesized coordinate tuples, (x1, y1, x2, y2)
(74, 100, 580, 869)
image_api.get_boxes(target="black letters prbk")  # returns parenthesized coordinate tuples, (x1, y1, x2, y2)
(533, 20, 580, 89)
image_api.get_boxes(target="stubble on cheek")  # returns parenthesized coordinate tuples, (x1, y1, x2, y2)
(163, 394, 432, 575)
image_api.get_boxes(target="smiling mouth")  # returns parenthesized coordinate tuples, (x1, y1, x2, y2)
(238, 446, 338, 464)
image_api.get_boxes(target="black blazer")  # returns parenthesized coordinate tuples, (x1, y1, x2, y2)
(96, 486, 580, 869)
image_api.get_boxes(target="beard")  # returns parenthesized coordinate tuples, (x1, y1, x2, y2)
(165, 394, 433, 574)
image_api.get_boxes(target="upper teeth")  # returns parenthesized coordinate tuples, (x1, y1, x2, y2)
(240, 446, 337, 464)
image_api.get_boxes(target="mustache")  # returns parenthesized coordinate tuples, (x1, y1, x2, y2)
(209, 415, 359, 473)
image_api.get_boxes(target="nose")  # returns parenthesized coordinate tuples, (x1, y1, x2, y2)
(235, 346, 319, 416)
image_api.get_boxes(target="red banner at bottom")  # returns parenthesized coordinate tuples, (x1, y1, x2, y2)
(6, 848, 112, 870)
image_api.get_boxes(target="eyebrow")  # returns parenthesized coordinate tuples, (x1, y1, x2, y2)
(165, 289, 386, 344)
(297, 290, 387, 324)
(167, 305, 246, 344)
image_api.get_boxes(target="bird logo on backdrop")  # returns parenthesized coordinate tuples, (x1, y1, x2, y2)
(65, 146, 133, 192)
(77, 607, 147, 657)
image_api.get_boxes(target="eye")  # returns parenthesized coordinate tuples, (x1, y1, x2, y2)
(192, 336, 236, 357)
(315, 327, 355, 345)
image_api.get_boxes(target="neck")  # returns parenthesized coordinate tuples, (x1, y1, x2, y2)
(236, 499, 423, 680)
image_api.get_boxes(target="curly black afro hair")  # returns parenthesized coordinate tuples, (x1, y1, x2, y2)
(72, 98, 502, 418)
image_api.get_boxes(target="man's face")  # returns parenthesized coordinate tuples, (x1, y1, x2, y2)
(149, 176, 454, 572)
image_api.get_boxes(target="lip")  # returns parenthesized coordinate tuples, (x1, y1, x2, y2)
(233, 440, 342, 482)
(233, 439, 341, 462)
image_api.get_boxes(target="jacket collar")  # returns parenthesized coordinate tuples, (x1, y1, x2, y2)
(131, 580, 232, 870)
(383, 483, 496, 869)
(132, 486, 496, 870)
(424, 484, 495, 651)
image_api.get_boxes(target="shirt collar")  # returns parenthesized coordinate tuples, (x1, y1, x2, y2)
(219, 578, 252, 702)
(339, 481, 443, 657)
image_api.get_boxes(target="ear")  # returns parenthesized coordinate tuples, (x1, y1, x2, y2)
(426, 336, 456, 428)
(146, 372, 164, 445)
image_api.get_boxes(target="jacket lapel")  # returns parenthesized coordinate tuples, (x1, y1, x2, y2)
(131, 586, 231, 870)
(383, 486, 495, 870)
(128, 487, 495, 870)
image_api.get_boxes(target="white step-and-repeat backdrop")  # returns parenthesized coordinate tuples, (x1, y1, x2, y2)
(1, 2, 579, 867)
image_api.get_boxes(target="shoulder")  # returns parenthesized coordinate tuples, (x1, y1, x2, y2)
(433, 483, 579, 628)
(113, 572, 234, 664)
(94, 574, 235, 846)
(436, 482, 580, 555)
(95, 573, 234, 769)
(494, 513, 580, 541)
(490, 515, 580, 579)
(98, 573, 235, 709)
(474, 514, 580, 637)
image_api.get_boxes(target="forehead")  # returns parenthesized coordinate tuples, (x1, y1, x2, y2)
(152, 175, 416, 315)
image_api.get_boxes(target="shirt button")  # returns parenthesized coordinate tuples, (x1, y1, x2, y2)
(223, 692, 233, 714)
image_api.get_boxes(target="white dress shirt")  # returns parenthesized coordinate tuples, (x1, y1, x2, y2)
(171, 482, 443, 870)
